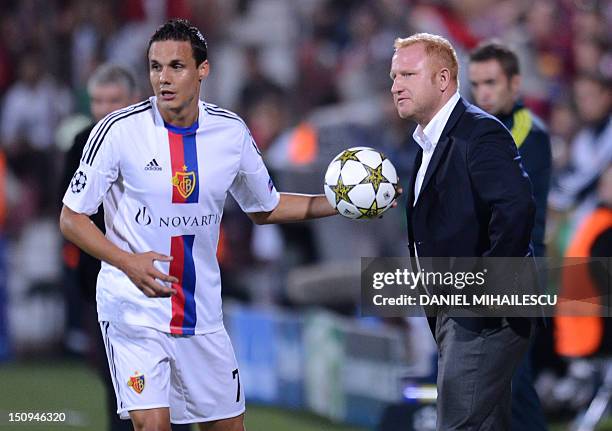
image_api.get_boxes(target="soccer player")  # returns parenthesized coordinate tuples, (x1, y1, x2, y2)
(62, 64, 189, 431)
(469, 42, 551, 431)
(59, 19, 337, 431)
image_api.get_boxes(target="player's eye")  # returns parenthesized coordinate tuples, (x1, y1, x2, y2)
(150, 63, 161, 71)
(173, 64, 184, 69)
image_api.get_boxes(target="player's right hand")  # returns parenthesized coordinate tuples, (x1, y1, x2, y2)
(119, 252, 179, 297)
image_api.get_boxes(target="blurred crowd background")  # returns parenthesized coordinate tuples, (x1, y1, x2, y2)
(0, 0, 611, 428)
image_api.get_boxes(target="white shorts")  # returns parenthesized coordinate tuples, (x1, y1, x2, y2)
(100, 321, 245, 424)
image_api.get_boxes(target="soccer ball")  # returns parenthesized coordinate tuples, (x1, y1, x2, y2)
(324, 147, 398, 219)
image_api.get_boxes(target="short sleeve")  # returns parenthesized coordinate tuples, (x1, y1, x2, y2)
(229, 126, 280, 213)
(62, 118, 120, 215)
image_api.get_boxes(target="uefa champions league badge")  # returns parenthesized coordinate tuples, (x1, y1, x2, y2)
(127, 371, 145, 394)
(70, 170, 87, 194)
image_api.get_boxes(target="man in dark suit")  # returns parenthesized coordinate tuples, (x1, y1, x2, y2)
(390, 33, 536, 430)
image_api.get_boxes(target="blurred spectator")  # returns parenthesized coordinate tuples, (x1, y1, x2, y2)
(572, 35, 611, 76)
(549, 72, 612, 230)
(1, 48, 73, 215)
(1, 49, 72, 150)
(70, 1, 120, 90)
(238, 45, 289, 145)
(221, 58, 291, 304)
(503, 0, 574, 117)
(548, 100, 580, 173)
(572, 4, 610, 41)
(295, 0, 344, 114)
(239, 45, 278, 104)
(335, 2, 395, 102)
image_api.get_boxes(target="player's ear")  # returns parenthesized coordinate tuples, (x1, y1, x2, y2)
(198, 60, 210, 82)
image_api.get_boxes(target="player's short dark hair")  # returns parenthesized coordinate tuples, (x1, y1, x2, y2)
(469, 40, 520, 78)
(148, 19, 208, 66)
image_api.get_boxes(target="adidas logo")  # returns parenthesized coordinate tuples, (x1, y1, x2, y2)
(144, 159, 162, 171)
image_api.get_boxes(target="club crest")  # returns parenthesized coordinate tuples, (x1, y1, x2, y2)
(127, 371, 145, 394)
(172, 170, 196, 199)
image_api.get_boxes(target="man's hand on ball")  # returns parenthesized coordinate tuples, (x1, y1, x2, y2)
(392, 180, 403, 208)
(379, 179, 402, 218)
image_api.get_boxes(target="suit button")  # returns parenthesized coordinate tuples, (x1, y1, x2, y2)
(417, 241, 423, 245)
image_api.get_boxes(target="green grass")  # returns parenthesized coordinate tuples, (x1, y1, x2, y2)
(246, 406, 364, 431)
(4, 360, 612, 431)
(0, 359, 103, 429)
(0, 360, 365, 431)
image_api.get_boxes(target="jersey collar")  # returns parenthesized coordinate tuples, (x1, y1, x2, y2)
(151, 96, 204, 134)
(164, 120, 199, 135)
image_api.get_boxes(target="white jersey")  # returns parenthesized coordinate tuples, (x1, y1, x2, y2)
(63, 97, 280, 335)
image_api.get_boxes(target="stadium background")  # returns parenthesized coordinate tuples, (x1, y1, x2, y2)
(0, 0, 610, 430)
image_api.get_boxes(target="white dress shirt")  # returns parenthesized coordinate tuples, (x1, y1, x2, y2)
(413, 91, 461, 205)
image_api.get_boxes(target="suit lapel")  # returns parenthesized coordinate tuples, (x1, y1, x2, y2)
(439, 97, 468, 139)
(415, 98, 468, 204)
(408, 149, 422, 208)
(417, 136, 451, 202)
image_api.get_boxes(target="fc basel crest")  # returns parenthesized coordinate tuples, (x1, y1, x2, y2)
(172, 170, 196, 199)
(127, 371, 145, 394)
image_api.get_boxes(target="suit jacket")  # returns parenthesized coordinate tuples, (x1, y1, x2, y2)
(407, 97, 535, 258)
(406, 98, 537, 333)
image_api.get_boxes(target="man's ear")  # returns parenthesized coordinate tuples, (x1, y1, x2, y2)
(439, 68, 451, 91)
(198, 60, 210, 82)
